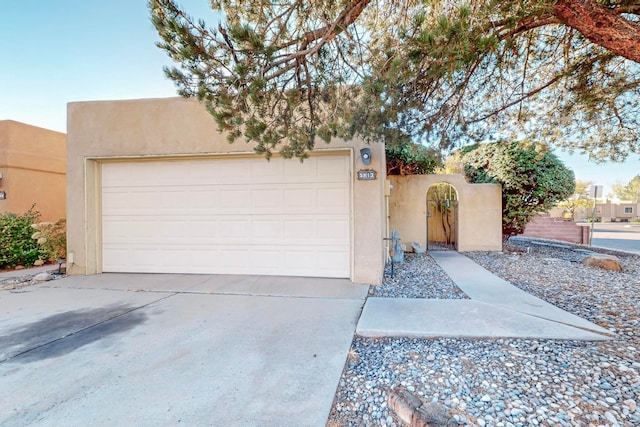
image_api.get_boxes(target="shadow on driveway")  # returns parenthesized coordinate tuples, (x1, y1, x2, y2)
(0, 304, 148, 363)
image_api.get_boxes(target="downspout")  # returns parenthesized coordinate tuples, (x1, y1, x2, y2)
(385, 179, 391, 262)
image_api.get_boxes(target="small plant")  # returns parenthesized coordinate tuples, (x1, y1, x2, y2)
(347, 349, 360, 368)
(31, 218, 66, 262)
(0, 207, 42, 269)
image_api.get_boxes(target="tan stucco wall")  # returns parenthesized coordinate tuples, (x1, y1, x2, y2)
(67, 97, 386, 283)
(0, 120, 66, 222)
(389, 174, 502, 252)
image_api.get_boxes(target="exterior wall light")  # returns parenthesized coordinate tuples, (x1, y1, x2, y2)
(0, 191, 6, 200)
(360, 148, 371, 165)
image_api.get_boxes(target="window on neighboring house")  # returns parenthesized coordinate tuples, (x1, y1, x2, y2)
(624, 207, 633, 214)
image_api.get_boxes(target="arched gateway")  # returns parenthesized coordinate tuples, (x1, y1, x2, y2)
(426, 182, 458, 250)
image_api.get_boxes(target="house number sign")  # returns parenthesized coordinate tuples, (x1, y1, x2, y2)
(357, 169, 377, 180)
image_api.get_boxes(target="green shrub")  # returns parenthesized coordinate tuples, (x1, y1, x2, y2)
(31, 218, 67, 261)
(0, 208, 42, 269)
(461, 140, 575, 239)
(385, 136, 442, 175)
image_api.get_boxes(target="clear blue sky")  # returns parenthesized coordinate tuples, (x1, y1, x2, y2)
(1, 1, 637, 196)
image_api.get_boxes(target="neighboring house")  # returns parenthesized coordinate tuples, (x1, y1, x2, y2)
(551, 201, 640, 223)
(0, 120, 66, 222)
(548, 206, 591, 221)
(66, 97, 503, 284)
(595, 200, 640, 222)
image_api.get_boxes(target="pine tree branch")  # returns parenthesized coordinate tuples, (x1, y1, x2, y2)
(218, 24, 240, 65)
(261, 0, 371, 81)
(466, 52, 608, 125)
(553, 0, 640, 63)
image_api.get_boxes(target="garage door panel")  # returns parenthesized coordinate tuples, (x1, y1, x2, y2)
(103, 189, 190, 216)
(219, 160, 251, 179)
(284, 248, 316, 270)
(251, 189, 282, 209)
(220, 189, 251, 209)
(104, 244, 349, 276)
(317, 155, 349, 176)
(252, 220, 282, 240)
(102, 156, 350, 277)
(284, 220, 315, 240)
(186, 161, 223, 184)
(102, 163, 153, 186)
(155, 249, 192, 267)
(251, 158, 283, 178)
(251, 249, 280, 270)
(283, 188, 313, 210)
(187, 220, 219, 240)
(317, 187, 350, 211)
(283, 158, 317, 178)
(105, 216, 345, 246)
(317, 249, 350, 275)
(102, 247, 130, 270)
(188, 248, 223, 267)
(318, 219, 350, 241)
(189, 189, 221, 209)
(115, 221, 218, 244)
(103, 247, 161, 270)
(219, 249, 252, 269)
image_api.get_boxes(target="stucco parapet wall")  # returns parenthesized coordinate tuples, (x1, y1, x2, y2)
(67, 97, 370, 156)
(0, 120, 66, 173)
(0, 151, 66, 174)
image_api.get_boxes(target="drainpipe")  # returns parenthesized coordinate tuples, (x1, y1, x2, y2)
(385, 179, 391, 261)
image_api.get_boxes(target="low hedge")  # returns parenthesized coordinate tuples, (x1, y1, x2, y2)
(0, 208, 42, 269)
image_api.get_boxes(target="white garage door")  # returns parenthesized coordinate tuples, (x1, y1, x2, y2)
(101, 155, 351, 277)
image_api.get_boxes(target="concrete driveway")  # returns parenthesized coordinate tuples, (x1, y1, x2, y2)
(0, 274, 368, 426)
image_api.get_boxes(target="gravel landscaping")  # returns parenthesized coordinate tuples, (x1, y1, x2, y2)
(373, 253, 468, 299)
(329, 240, 640, 427)
(0, 269, 63, 290)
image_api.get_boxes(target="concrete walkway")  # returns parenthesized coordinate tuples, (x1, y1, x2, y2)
(357, 251, 613, 340)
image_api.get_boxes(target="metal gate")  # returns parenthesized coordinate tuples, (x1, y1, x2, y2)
(426, 183, 458, 250)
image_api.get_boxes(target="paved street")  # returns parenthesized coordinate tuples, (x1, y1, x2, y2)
(580, 222, 640, 254)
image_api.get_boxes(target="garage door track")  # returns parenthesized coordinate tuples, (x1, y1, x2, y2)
(0, 274, 368, 427)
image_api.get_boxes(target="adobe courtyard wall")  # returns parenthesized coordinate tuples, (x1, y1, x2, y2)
(388, 174, 502, 252)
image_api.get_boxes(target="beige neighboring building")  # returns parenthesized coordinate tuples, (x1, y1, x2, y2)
(0, 120, 66, 222)
(595, 200, 640, 222)
(388, 174, 502, 252)
(66, 97, 387, 284)
(551, 201, 640, 223)
(548, 206, 591, 221)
